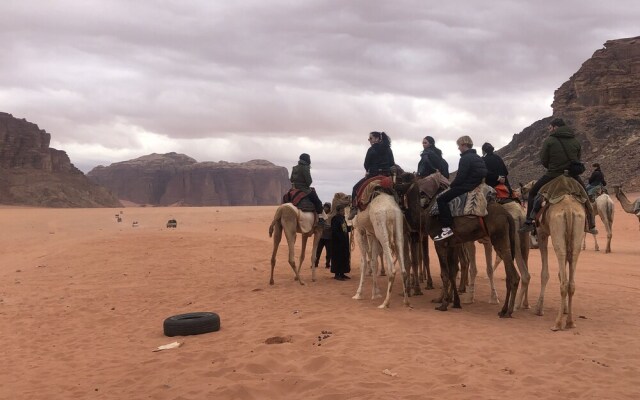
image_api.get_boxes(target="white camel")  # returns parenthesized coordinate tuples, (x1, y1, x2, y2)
(582, 190, 614, 253)
(351, 193, 409, 308)
(268, 192, 350, 285)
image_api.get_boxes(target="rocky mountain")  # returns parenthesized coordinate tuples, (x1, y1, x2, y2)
(87, 153, 291, 206)
(498, 36, 640, 191)
(0, 112, 122, 207)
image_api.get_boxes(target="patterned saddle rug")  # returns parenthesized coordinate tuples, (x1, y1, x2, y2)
(282, 189, 316, 212)
(356, 176, 394, 211)
(533, 175, 590, 228)
(430, 183, 496, 217)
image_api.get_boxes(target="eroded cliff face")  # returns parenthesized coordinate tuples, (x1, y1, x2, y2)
(87, 154, 291, 206)
(499, 36, 640, 191)
(0, 113, 122, 207)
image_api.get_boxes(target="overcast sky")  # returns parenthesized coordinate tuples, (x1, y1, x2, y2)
(1, 1, 638, 201)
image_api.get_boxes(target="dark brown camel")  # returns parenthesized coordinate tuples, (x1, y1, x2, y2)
(401, 180, 520, 317)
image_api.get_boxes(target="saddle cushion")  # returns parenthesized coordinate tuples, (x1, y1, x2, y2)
(430, 183, 495, 217)
(283, 189, 316, 212)
(539, 175, 588, 205)
(417, 172, 450, 201)
(356, 176, 393, 211)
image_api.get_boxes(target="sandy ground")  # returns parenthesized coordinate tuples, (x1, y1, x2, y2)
(1, 196, 639, 400)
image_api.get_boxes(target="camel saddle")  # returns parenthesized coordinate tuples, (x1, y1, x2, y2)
(429, 183, 496, 218)
(532, 175, 589, 228)
(282, 189, 316, 212)
(417, 172, 450, 202)
(355, 176, 394, 211)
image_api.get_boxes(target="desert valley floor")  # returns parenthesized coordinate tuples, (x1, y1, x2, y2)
(1, 198, 639, 400)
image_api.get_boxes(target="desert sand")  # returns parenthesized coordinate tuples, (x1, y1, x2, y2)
(1, 197, 639, 400)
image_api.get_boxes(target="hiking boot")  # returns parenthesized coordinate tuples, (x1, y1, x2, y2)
(347, 207, 357, 220)
(519, 221, 535, 233)
(433, 227, 454, 241)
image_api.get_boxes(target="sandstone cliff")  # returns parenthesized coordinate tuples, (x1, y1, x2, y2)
(87, 154, 291, 206)
(0, 113, 122, 207)
(498, 36, 640, 191)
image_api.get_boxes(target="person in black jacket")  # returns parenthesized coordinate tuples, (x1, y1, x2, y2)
(417, 136, 449, 178)
(481, 142, 512, 197)
(348, 131, 395, 219)
(330, 204, 351, 280)
(434, 136, 487, 241)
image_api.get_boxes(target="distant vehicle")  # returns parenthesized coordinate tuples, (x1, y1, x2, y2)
(166, 219, 177, 228)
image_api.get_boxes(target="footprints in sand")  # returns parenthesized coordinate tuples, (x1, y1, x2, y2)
(312, 330, 333, 346)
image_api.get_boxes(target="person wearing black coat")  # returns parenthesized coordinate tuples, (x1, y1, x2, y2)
(330, 205, 351, 280)
(314, 203, 332, 268)
(348, 131, 395, 219)
(434, 136, 487, 241)
(585, 163, 606, 200)
(481, 142, 513, 196)
(417, 136, 449, 178)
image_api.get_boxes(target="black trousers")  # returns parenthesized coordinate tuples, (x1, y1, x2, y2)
(315, 238, 331, 267)
(436, 186, 468, 228)
(306, 190, 324, 213)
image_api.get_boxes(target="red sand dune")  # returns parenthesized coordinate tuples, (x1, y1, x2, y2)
(1, 196, 639, 399)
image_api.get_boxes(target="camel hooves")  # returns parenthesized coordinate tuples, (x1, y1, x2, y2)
(352, 294, 363, 300)
(425, 284, 434, 290)
(269, 281, 274, 285)
(435, 304, 448, 312)
(498, 312, 513, 318)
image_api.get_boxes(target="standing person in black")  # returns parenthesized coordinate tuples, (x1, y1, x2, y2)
(348, 131, 395, 220)
(290, 153, 323, 214)
(330, 204, 351, 280)
(519, 118, 598, 233)
(314, 202, 332, 269)
(481, 142, 513, 197)
(417, 135, 449, 178)
(433, 136, 487, 241)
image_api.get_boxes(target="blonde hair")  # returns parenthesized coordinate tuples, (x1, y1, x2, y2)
(456, 135, 473, 148)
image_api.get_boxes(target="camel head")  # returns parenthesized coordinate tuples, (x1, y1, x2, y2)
(610, 184, 622, 194)
(519, 180, 536, 197)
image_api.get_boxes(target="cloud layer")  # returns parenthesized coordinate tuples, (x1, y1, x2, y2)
(1, 0, 638, 200)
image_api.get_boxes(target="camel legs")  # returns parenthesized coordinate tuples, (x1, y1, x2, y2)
(433, 244, 460, 311)
(478, 241, 500, 305)
(582, 233, 600, 252)
(407, 232, 423, 296)
(535, 233, 550, 316)
(353, 229, 381, 300)
(292, 232, 305, 285)
(420, 236, 434, 289)
(269, 222, 283, 285)
(375, 213, 409, 309)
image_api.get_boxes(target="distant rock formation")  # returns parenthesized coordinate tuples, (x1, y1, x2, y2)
(0, 112, 122, 207)
(87, 153, 291, 206)
(499, 36, 640, 191)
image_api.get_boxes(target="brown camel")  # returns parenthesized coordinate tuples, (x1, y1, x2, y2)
(611, 184, 640, 231)
(534, 175, 586, 331)
(463, 200, 531, 309)
(268, 192, 350, 285)
(400, 181, 520, 317)
(351, 192, 410, 308)
(582, 188, 614, 253)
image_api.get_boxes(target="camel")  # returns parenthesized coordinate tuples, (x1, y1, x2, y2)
(534, 175, 586, 331)
(611, 184, 640, 231)
(268, 192, 350, 285)
(461, 200, 531, 309)
(399, 180, 520, 316)
(582, 188, 614, 253)
(351, 192, 410, 308)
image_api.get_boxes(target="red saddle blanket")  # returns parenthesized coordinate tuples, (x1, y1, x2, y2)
(356, 176, 394, 211)
(283, 189, 309, 206)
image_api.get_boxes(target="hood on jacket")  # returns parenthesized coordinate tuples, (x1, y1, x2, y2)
(550, 126, 575, 139)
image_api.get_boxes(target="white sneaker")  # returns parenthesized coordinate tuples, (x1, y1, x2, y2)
(434, 227, 454, 241)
